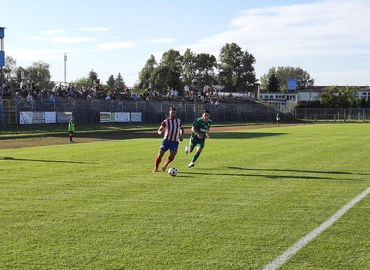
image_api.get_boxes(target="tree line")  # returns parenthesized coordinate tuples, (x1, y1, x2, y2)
(301, 85, 370, 108)
(3, 42, 367, 108)
(2, 42, 315, 94)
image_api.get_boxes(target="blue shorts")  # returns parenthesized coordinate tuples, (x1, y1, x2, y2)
(160, 140, 179, 151)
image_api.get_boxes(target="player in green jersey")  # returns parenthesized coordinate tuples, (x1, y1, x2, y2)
(68, 115, 75, 143)
(185, 109, 212, 168)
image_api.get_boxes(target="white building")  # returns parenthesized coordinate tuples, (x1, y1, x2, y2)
(258, 86, 370, 112)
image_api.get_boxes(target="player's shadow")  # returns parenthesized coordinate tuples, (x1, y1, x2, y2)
(1, 130, 159, 141)
(228, 166, 370, 176)
(211, 132, 286, 139)
(1, 156, 94, 164)
(180, 170, 362, 181)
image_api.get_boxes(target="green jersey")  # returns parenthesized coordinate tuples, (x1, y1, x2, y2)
(68, 120, 75, 132)
(192, 117, 212, 138)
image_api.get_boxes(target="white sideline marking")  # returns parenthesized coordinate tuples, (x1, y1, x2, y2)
(262, 187, 370, 270)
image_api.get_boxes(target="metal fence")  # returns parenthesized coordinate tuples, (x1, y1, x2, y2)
(1, 97, 284, 125)
(73, 99, 281, 123)
(294, 108, 370, 122)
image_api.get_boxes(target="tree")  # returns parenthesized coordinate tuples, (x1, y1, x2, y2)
(160, 49, 183, 72)
(3, 55, 17, 82)
(150, 65, 179, 92)
(182, 48, 197, 86)
(16, 66, 26, 83)
(106, 74, 115, 90)
(340, 86, 359, 108)
(88, 69, 98, 87)
(267, 73, 280, 92)
(319, 86, 358, 108)
(194, 53, 217, 90)
(260, 66, 314, 91)
(138, 54, 157, 90)
(25, 61, 53, 89)
(218, 42, 257, 92)
(150, 49, 183, 93)
(115, 72, 126, 90)
(74, 77, 90, 87)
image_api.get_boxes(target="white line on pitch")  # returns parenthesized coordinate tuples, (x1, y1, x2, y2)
(262, 187, 370, 270)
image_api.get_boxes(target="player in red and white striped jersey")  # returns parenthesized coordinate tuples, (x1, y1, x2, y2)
(153, 107, 184, 172)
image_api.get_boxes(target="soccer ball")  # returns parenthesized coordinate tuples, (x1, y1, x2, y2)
(168, 167, 178, 177)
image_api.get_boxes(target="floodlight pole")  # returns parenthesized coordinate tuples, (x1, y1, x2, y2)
(64, 53, 67, 83)
(0, 27, 6, 127)
(256, 82, 260, 100)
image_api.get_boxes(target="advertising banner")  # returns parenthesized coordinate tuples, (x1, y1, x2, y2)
(45, 112, 57, 123)
(100, 112, 111, 122)
(113, 112, 130, 122)
(57, 112, 72, 123)
(20, 112, 33, 124)
(131, 112, 142, 122)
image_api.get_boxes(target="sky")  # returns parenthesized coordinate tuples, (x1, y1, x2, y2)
(1, 0, 370, 87)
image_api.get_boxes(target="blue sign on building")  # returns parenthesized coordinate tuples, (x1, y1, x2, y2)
(287, 78, 297, 91)
(1, 27, 5, 97)
(0, 51, 4, 66)
(0, 27, 5, 66)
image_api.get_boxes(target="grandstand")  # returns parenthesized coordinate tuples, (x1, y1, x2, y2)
(1, 92, 286, 126)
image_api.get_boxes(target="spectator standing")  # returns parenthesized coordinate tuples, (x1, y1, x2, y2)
(184, 85, 190, 96)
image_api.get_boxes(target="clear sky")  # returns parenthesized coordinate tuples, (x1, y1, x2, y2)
(1, 0, 369, 87)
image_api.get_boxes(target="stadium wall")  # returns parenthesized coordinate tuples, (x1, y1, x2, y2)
(9, 98, 282, 125)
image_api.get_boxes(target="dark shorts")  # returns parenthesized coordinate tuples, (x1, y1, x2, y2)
(190, 135, 205, 148)
(69, 131, 74, 135)
(160, 139, 179, 151)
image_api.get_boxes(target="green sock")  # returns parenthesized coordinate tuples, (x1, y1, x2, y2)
(192, 152, 200, 163)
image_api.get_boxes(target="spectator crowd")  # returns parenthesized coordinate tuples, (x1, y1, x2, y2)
(2, 81, 228, 108)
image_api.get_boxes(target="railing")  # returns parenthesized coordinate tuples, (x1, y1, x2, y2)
(294, 108, 370, 122)
(1, 96, 283, 125)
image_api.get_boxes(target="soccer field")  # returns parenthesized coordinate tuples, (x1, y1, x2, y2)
(0, 123, 369, 269)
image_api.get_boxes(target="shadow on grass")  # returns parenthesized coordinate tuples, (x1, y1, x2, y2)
(54, 131, 284, 141)
(179, 170, 363, 181)
(1, 156, 95, 164)
(227, 166, 364, 175)
(211, 132, 286, 139)
(0, 128, 159, 141)
(1, 130, 286, 141)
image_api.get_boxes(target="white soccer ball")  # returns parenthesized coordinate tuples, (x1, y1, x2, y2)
(168, 167, 178, 177)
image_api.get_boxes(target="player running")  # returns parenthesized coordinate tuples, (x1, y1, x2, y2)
(185, 109, 212, 168)
(153, 107, 184, 172)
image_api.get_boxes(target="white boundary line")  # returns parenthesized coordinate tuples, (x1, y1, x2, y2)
(262, 187, 370, 270)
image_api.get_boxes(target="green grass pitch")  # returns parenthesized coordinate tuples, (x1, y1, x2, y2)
(0, 123, 369, 269)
